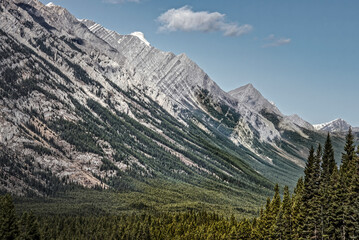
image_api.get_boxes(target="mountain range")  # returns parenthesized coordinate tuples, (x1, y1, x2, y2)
(0, 0, 354, 214)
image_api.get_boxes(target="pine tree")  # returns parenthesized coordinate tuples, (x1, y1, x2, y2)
(302, 146, 315, 238)
(348, 170, 359, 239)
(254, 208, 265, 239)
(313, 144, 322, 239)
(257, 185, 281, 240)
(322, 133, 336, 179)
(320, 133, 336, 238)
(291, 177, 305, 240)
(326, 167, 342, 239)
(339, 129, 357, 239)
(270, 184, 281, 219)
(260, 197, 272, 238)
(346, 144, 359, 238)
(304, 146, 316, 191)
(276, 186, 292, 240)
(341, 128, 356, 173)
(302, 145, 322, 239)
(0, 194, 19, 240)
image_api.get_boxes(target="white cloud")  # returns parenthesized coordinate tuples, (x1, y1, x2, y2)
(264, 34, 275, 41)
(157, 6, 252, 37)
(263, 34, 291, 47)
(103, 0, 140, 4)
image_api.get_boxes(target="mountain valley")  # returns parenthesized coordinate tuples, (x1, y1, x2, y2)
(0, 0, 356, 217)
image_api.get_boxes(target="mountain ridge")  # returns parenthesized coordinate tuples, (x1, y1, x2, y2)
(0, 0, 350, 214)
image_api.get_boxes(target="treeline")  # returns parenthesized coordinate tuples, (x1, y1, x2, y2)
(1, 131, 358, 239)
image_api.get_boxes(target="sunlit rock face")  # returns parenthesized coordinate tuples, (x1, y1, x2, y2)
(1, 0, 339, 196)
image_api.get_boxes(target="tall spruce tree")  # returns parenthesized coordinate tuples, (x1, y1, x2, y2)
(348, 169, 359, 239)
(313, 144, 322, 239)
(302, 145, 322, 239)
(255, 207, 265, 239)
(302, 146, 316, 238)
(270, 184, 281, 218)
(259, 197, 272, 238)
(327, 167, 343, 238)
(269, 184, 281, 238)
(322, 133, 336, 179)
(275, 186, 292, 240)
(320, 133, 336, 238)
(341, 128, 355, 173)
(291, 177, 305, 240)
(339, 129, 357, 239)
(257, 185, 281, 239)
(346, 143, 359, 238)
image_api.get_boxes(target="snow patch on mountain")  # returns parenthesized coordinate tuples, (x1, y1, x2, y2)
(130, 32, 150, 46)
(45, 2, 56, 7)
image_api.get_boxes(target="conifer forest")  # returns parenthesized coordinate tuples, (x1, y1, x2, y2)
(1, 130, 358, 239)
(1, 0, 359, 239)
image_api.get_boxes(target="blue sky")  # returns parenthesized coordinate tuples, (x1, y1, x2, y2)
(40, 0, 359, 126)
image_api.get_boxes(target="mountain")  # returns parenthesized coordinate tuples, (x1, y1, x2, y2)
(314, 119, 358, 133)
(0, 0, 348, 214)
(228, 83, 281, 116)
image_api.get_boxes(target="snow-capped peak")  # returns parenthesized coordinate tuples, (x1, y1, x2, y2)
(46, 2, 56, 7)
(130, 32, 150, 46)
(313, 118, 351, 132)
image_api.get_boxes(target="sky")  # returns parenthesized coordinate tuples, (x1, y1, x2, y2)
(40, 0, 359, 126)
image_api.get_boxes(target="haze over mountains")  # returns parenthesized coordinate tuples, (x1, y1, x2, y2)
(0, 0, 354, 212)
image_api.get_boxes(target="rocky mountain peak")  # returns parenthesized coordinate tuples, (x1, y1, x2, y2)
(285, 114, 315, 131)
(228, 83, 281, 115)
(314, 118, 352, 132)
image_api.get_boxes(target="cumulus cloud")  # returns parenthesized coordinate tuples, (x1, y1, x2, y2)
(103, 0, 140, 4)
(157, 6, 252, 37)
(263, 34, 291, 47)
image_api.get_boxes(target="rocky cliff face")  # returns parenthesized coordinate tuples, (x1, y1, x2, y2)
(228, 83, 281, 115)
(81, 18, 318, 147)
(0, 0, 341, 197)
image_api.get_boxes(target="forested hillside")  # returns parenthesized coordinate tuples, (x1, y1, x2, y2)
(1, 1, 358, 239)
(1, 130, 357, 239)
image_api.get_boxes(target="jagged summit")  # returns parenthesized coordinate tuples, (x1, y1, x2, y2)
(314, 118, 353, 132)
(80, 18, 231, 113)
(228, 83, 281, 115)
